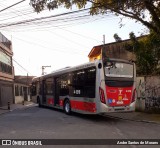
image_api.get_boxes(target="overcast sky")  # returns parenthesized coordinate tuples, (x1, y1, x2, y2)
(0, 0, 147, 76)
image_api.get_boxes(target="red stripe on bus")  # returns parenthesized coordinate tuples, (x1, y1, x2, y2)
(47, 98, 54, 105)
(59, 99, 63, 107)
(70, 100, 96, 113)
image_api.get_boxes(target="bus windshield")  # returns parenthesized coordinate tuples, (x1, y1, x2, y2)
(104, 61, 133, 78)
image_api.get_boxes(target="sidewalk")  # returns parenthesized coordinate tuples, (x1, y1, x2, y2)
(0, 101, 37, 115)
(105, 111, 160, 124)
(0, 102, 160, 124)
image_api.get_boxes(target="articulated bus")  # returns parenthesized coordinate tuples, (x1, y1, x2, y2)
(31, 58, 136, 114)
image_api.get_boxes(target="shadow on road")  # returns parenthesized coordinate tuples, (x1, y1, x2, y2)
(38, 106, 121, 123)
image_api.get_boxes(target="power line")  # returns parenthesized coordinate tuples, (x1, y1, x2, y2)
(0, 14, 114, 32)
(0, 0, 26, 13)
(58, 28, 100, 43)
(13, 35, 88, 55)
(0, 7, 114, 31)
(0, 8, 91, 28)
(13, 58, 32, 75)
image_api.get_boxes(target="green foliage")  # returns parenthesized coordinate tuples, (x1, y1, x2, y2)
(30, 0, 160, 75)
(30, 0, 160, 36)
(113, 33, 122, 42)
(127, 32, 160, 75)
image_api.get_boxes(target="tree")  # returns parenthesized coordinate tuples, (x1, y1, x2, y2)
(113, 33, 122, 42)
(30, 0, 160, 36)
(126, 31, 160, 75)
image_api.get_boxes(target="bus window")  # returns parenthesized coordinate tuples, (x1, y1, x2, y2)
(46, 78, 54, 95)
(71, 70, 85, 97)
(104, 62, 133, 78)
(84, 67, 96, 98)
(59, 74, 69, 96)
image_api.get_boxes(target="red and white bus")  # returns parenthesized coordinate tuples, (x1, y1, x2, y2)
(31, 58, 136, 114)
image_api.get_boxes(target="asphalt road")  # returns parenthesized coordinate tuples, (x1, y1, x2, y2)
(0, 106, 160, 148)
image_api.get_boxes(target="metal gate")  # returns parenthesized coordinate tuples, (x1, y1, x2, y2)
(0, 85, 13, 107)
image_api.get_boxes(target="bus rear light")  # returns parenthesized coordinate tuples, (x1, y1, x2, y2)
(99, 87, 106, 104)
(131, 89, 136, 103)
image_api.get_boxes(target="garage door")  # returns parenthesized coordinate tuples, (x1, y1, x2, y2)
(0, 85, 13, 107)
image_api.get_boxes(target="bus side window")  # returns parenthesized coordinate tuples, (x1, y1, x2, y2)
(46, 78, 54, 95)
(85, 67, 96, 98)
(59, 74, 69, 96)
(71, 70, 85, 97)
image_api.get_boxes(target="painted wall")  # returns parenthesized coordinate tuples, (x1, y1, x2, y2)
(136, 76, 160, 112)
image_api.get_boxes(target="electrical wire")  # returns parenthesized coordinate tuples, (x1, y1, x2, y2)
(0, 1, 117, 76)
(0, 8, 91, 28)
(12, 35, 88, 55)
(0, 0, 26, 13)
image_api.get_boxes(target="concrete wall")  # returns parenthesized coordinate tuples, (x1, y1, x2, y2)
(136, 76, 160, 112)
(103, 43, 136, 61)
(15, 95, 31, 104)
(14, 83, 31, 104)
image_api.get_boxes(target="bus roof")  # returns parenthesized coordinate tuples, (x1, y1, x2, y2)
(32, 60, 97, 82)
(32, 58, 134, 82)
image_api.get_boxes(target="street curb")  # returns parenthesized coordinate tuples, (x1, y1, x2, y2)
(103, 114, 160, 125)
(0, 104, 38, 116)
(0, 108, 9, 110)
(11, 104, 38, 111)
(0, 109, 12, 116)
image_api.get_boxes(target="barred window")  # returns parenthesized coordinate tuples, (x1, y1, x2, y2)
(20, 86, 23, 96)
(0, 61, 12, 74)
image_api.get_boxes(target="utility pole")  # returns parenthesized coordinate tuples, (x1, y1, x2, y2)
(27, 73, 28, 85)
(102, 35, 106, 60)
(103, 34, 105, 45)
(42, 66, 51, 75)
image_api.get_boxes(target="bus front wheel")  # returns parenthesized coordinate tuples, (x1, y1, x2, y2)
(64, 100, 71, 114)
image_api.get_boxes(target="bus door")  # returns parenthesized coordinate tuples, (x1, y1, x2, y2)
(42, 80, 46, 104)
(54, 77, 60, 106)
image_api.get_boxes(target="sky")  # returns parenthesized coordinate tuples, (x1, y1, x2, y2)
(0, 0, 148, 77)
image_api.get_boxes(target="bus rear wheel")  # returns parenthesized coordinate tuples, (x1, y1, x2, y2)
(64, 100, 71, 114)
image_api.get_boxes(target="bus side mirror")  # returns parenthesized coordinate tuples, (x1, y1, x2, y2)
(98, 63, 102, 69)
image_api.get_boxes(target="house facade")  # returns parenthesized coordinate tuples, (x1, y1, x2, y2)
(14, 76, 35, 104)
(0, 32, 14, 107)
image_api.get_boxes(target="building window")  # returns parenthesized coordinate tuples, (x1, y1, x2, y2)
(20, 86, 23, 96)
(46, 78, 54, 95)
(0, 61, 12, 74)
(0, 33, 11, 49)
(15, 85, 19, 96)
(0, 49, 12, 74)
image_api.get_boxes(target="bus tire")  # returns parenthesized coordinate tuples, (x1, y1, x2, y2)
(64, 99, 71, 115)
